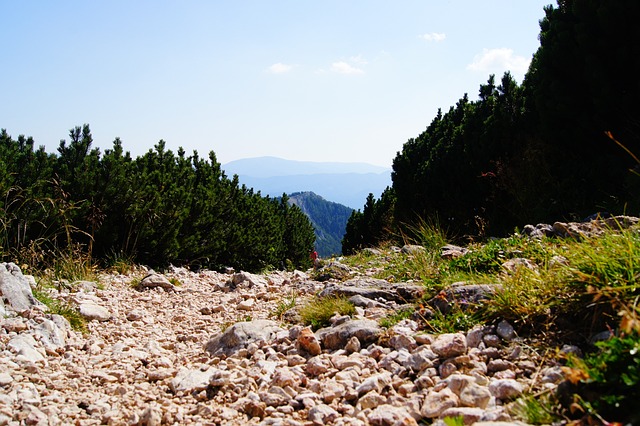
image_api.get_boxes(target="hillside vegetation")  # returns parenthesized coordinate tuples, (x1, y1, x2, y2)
(337, 2, 640, 423)
(343, 0, 640, 254)
(338, 217, 640, 424)
(0, 130, 316, 272)
(288, 191, 353, 257)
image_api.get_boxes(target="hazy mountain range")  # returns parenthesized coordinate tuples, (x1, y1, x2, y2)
(222, 156, 391, 209)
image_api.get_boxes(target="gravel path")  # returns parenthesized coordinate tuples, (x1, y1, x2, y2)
(1, 264, 561, 425)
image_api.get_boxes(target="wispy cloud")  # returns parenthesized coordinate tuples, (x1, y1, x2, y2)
(349, 54, 368, 65)
(267, 63, 293, 74)
(467, 48, 530, 73)
(420, 32, 446, 42)
(331, 61, 364, 75)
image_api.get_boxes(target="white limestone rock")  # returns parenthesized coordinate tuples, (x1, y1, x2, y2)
(431, 333, 468, 359)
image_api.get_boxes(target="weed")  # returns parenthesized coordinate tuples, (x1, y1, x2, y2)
(299, 296, 356, 330)
(341, 249, 379, 268)
(271, 291, 297, 321)
(379, 307, 414, 328)
(129, 276, 142, 288)
(376, 249, 443, 284)
(33, 287, 87, 333)
(564, 229, 640, 295)
(563, 330, 640, 424)
(484, 267, 572, 328)
(449, 233, 558, 275)
(442, 416, 464, 426)
(220, 321, 232, 333)
(17, 240, 97, 286)
(426, 303, 482, 334)
(105, 250, 137, 275)
(402, 216, 449, 252)
(50, 244, 97, 283)
(449, 239, 507, 274)
(511, 393, 558, 425)
(220, 314, 254, 333)
(168, 277, 182, 286)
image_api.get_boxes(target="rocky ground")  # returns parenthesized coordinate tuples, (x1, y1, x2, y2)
(0, 258, 567, 426)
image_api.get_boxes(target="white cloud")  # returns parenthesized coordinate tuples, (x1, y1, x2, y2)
(349, 54, 368, 65)
(467, 48, 530, 74)
(331, 61, 364, 75)
(421, 32, 446, 42)
(267, 63, 293, 74)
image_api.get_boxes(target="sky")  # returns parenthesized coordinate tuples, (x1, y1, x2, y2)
(1, 1, 553, 168)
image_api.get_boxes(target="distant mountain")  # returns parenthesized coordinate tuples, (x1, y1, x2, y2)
(287, 192, 353, 257)
(223, 156, 389, 178)
(222, 157, 391, 209)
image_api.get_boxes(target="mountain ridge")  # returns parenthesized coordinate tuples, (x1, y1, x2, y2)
(222, 157, 391, 209)
(223, 156, 390, 178)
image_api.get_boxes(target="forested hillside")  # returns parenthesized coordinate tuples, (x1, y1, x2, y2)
(344, 0, 640, 253)
(287, 192, 353, 257)
(0, 127, 316, 272)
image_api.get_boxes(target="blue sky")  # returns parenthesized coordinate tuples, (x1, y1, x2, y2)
(1, 1, 552, 167)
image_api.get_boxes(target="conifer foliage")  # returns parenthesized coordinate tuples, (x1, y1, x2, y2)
(344, 0, 640, 250)
(0, 125, 315, 272)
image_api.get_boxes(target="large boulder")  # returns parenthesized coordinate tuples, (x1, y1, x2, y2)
(0, 263, 42, 313)
(428, 282, 502, 314)
(78, 301, 111, 322)
(316, 319, 382, 350)
(137, 273, 176, 291)
(7, 334, 46, 363)
(228, 271, 268, 290)
(320, 278, 425, 305)
(314, 262, 352, 282)
(205, 320, 283, 357)
(170, 367, 214, 393)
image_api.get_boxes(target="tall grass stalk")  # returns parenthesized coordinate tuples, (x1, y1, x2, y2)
(402, 216, 449, 252)
(485, 267, 573, 326)
(564, 229, 640, 294)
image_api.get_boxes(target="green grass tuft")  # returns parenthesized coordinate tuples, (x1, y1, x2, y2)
(426, 304, 482, 334)
(270, 291, 298, 321)
(105, 250, 137, 275)
(379, 307, 415, 328)
(442, 416, 465, 426)
(511, 394, 559, 425)
(33, 287, 87, 333)
(299, 296, 356, 330)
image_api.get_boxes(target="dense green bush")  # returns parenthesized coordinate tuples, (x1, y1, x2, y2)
(0, 126, 315, 272)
